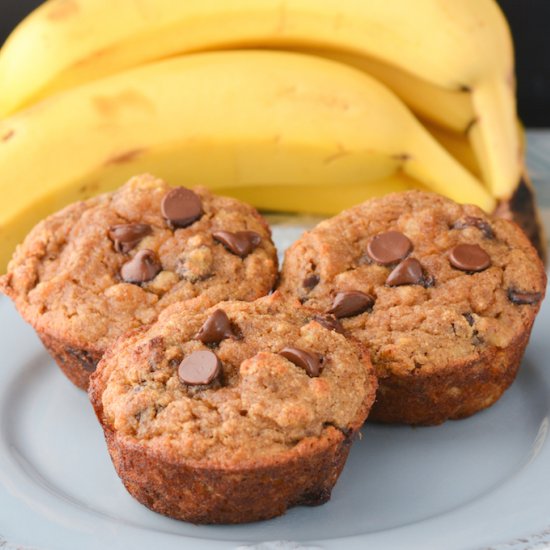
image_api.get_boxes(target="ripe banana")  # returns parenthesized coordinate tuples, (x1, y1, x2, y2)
(0, 0, 518, 200)
(224, 174, 430, 216)
(421, 119, 482, 180)
(297, 49, 475, 135)
(0, 50, 492, 272)
(294, 47, 518, 200)
(422, 117, 526, 182)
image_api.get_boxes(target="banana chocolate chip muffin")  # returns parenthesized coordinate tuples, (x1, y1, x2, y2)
(88, 293, 377, 524)
(0, 174, 277, 390)
(280, 191, 546, 425)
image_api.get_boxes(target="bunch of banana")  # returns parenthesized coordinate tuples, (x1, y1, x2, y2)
(0, 0, 545, 271)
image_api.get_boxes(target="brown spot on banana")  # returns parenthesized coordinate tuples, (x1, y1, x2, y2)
(105, 149, 145, 165)
(78, 181, 101, 196)
(73, 47, 112, 69)
(47, 0, 79, 21)
(465, 118, 479, 135)
(324, 144, 349, 164)
(392, 153, 411, 162)
(391, 153, 412, 170)
(1, 130, 14, 142)
(92, 91, 155, 118)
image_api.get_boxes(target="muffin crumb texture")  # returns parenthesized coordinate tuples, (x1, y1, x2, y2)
(94, 295, 376, 464)
(0, 174, 278, 352)
(280, 191, 546, 424)
(281, 191, 546, 373)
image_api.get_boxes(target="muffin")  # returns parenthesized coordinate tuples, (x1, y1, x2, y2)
(0, 174, 278, 389)
(279, 191, 546, 425)
(88, 293, 377, 524)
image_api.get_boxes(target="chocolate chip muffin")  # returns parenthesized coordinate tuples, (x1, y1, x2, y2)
(0, 174, 278, 390)
(279, 191, 546, 425)
(88, 293, 377, 524)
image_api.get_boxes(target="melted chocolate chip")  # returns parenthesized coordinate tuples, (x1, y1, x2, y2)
(453, 216, 494, 239)
(386, 258, 425, 286)
(196, 310, 238, 344)
(328, 291, 374, 318)
(303, 274, 320, 290)
(449, 244, 491, 272)
(280, 347, 323, 377)
(108, 223, 152, 253)
(313, 314, 345, 334)
(120, 249, 162, 283)
(366, 231, 412, 265)
(178, 350, 221, 385)
(212, 230, 261, 258)
(161, 187, 203, 228)
(508, 289, 542, 305)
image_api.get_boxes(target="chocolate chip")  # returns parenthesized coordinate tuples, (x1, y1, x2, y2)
(453, 216, 494, 239)
(328, 291, 374, 318)
(161, 187, 203, 228)
(463, 312, 475, 326)
(196, 310, 238, 344)
(212, 230, 261, 258)
(472, 329, 484, 346)
(178, 350, 221, 385)
(313, 314, 345, 334)
(120, 249, 162, 283)
(108, 223, 152, 253)
(449, 244, 491, 272)
(146, 336, 165, 371)
(303, 274, 320, 290)
(280, 347, 323, 377)
(366, 231, 412, 265)
(386, 258, 425, 286)
(66, 347, 98, 373)
(508, 289, 542, 305)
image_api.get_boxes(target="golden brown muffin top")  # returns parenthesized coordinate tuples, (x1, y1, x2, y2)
(279, 191, 547, 377)
(0, 174, 277, 350)
(90, 293, 376, 464)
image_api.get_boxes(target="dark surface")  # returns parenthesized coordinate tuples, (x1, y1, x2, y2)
(498, 0, 550, 127)
(0, 0, 549, 126)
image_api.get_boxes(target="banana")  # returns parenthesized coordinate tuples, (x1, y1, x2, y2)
(229, 120, 525, 217)
(223, 174, 430, 216)
(0, 0, 518, 200)
(297, 49, 475, 134)
(0, 50, 493, 272)
(422, 117, 526, 182)
(308, 50, 521, 200)
(421, 119, 483, 180)
(293, 48, 518, 199)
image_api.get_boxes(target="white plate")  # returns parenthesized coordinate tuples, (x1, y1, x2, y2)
(1, 216, 549, 550)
